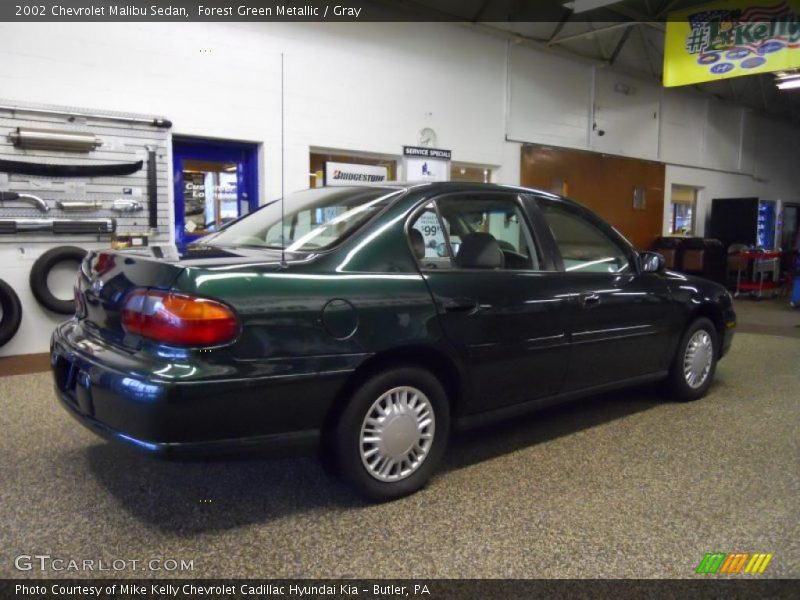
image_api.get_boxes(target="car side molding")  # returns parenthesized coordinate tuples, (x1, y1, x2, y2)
(454, 371, 668, 431)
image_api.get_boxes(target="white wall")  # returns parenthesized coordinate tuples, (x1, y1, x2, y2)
(506, 43, 800, 237)
(0, 21, 508, 356)
(0, 22, 799, 356)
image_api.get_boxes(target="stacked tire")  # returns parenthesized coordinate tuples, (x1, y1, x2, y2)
(0, 279, 22, 348)
(29, 246, 86, 315)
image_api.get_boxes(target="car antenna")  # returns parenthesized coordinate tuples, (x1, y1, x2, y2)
(280, 52, 287, 268)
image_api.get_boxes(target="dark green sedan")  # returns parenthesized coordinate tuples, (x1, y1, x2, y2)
(52, 182, 735, 500)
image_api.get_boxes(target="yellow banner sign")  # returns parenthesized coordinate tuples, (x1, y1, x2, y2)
(664, 0, 800, 86)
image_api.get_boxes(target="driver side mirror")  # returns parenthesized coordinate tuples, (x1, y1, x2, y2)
(639, 251, 665, 273)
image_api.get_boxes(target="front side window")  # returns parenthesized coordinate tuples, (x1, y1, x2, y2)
(207, 187, 403, 251)
(539, 200, 631, 274)
(408, 195, 543, 270)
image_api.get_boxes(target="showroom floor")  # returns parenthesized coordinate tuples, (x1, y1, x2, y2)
(1, 301, 798, 579)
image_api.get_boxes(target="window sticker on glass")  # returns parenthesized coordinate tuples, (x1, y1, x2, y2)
(413, 210, 448, 258)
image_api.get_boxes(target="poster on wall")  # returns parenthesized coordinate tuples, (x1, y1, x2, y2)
(403, 146, 451, 182)
(663, 0, 800, 87)
(325, 161, 388, 186)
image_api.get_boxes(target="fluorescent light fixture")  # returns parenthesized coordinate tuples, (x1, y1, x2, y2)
(563, 0, 621, 13)
(777, 78, 800, 90)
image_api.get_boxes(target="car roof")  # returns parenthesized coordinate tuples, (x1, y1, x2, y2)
(330, 181, 581, 208)
(334, 180, 561, 198)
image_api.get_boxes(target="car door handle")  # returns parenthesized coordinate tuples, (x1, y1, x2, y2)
(442, 297, 479, 313)
(581, 293, 601, 308)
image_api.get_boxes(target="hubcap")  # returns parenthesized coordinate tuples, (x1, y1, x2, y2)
(683, 330, 713, 389)
(359, 386, 435, 482)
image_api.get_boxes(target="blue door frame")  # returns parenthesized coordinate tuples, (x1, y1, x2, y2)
(173, 137, 259, 250)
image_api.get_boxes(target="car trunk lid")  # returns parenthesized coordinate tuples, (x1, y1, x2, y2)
(77, 244, 292, 347)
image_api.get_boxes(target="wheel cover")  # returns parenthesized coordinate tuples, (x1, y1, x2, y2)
(359, 386, 435, 482)
(683, 330, 713, 389)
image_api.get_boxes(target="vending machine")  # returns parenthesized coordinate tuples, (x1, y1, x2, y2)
(708, 197, 779, 250)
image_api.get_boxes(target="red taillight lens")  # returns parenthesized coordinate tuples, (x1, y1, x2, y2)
(122, 289, 239, 347)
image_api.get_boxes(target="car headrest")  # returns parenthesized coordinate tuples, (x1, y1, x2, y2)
(456, 232, 504, 269)
(497, 240, 516, 252)
(409, 228, 425, 260)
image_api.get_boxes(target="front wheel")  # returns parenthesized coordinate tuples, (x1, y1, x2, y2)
(333, 366, 450, 502)
(668, 317, 719, 401)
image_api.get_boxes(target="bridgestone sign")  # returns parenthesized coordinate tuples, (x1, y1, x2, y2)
(325, 161, 388, 186)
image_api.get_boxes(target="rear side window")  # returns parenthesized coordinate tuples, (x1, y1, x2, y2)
(539, 201, 631, 274)
(408, 195, 544, 271)
(208, 187, 402, 251)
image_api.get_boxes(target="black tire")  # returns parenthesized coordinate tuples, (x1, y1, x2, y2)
(29, 246, 86, 314)
(0, 278, 23, 347)
(333, 366, 450, 502)
(668, 317, 719, 402)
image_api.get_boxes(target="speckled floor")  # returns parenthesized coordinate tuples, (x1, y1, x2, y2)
(1, 331, 798, 579)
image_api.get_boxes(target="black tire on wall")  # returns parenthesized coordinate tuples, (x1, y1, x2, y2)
(0, 278, 23, 347)
(29, 246, 87, 315)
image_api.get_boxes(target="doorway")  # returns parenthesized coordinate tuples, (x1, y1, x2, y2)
(173, 137, 259, 250)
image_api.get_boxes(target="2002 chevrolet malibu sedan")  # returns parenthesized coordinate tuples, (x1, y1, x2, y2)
(52, 182, 735, 500)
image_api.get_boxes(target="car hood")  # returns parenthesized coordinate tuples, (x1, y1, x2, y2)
(664, 269, 732, 304)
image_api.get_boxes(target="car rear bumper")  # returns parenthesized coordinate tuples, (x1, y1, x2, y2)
(51, 320, 361, 457)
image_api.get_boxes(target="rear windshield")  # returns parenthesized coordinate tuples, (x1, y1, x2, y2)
(205, 187, 403, 251)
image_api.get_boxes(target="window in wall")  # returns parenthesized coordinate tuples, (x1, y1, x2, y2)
(450, 164, 491, 183)
(182, 160, 239, 236)
(539, 201, 631, 274)
(309, 152, 396, 188)
(669, 185, 698, 236)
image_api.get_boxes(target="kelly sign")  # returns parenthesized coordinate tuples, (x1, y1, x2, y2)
(664, 0, 800, 87)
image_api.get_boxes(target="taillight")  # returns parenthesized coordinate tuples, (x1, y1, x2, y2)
(122, 289, 239, 347)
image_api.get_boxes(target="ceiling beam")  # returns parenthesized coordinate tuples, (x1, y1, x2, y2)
(608, 25, 634, 65)
(608, 5, 666, 31)
(548, 21, 639, 46)
(563, 0, 622, 13)
(547, 8, 572, 42)
(471, 0, 492, 22)
(637, 24, 658, 79)
(655, 0, 683, 18)
(467, 21, 608, 65)
(589, 22, 609, 60)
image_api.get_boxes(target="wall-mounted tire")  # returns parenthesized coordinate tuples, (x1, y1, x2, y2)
(0, 279, 22, 347)
(29, 246, 87, 315)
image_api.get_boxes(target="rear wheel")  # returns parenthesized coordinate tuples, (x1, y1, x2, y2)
(333, 366, 449, 501)
(668, 317, 718, 401)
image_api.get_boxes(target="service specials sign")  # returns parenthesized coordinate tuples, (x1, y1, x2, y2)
(664, 0, 800, 87)
(403, 146, 451, 182)
(325, 162, 388, 186)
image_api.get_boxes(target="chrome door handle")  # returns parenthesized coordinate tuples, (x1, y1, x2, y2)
(581, 293, 601, 308)
(442, 297, 479, 313)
